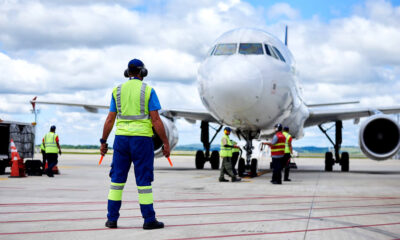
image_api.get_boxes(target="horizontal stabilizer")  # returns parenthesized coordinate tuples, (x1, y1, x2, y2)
(307, 101, 360, 108)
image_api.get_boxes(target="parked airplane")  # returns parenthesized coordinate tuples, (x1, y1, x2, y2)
(32, 27, 400, 176)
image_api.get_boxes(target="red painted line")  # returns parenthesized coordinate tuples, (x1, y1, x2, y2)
(46, 188, 88, 191)
(167, 222, 400, 240)
(2, 202, 400, 224)
(1, 210, 400, 236)
(0, 197, 392, 215)
(0, 195, 395, 207)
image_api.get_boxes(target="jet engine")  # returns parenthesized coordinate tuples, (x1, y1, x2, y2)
(153, 116, 179, 158)
(359, 115, 400, 160)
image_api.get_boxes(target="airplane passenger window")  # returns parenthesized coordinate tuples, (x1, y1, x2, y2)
(272, 46, 286, 62)
(239, 43, 263, 55)
(213, 43, 237, 55)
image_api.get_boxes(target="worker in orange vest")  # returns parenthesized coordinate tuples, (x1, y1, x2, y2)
(264, 124, 286, 184)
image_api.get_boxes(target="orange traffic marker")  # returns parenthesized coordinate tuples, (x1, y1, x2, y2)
(9, 139, 26, 178)
(98, 155, 104, 165)
(167, 157, 173, 167)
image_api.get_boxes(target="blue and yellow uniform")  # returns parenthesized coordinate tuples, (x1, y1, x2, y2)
(107, 77, 161, 224)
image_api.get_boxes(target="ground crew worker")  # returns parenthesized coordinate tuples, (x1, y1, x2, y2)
(219, 127, 241, 182)
(231, 140, 240, 176)
(40, 142, 46, 172)
(100, 58, 170, 230)
(42, 125, 61, 177)
(282, 126, 293, 181)
(264, 124, 286, 184)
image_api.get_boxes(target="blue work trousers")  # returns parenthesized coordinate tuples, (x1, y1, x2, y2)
(107, 135, 156, 223)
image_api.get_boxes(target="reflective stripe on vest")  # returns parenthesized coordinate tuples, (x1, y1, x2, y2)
(220, 134, 232, 157)
(282, 131, 292, 154)
(108, 182, 125, 201)
(232, 141, 239, 153)
(44, 132, 58, 153)
(137, 186, 153, 205)
(271, 132, 286, 156)
(112, 80, 153, 136)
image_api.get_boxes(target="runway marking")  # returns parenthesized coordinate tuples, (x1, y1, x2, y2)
(2, 202, 400, 224)
(1, 195, 397, 207)
(0, 178, 8, 181)
(166, 222, 400, 240)
(1, 211, 400, 236)
(0, 197, 387, 215)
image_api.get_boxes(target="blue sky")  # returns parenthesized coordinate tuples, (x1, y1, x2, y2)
(0, 0, 400, 148)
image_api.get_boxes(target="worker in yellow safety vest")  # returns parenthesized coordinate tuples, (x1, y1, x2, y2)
(282, 126, 293, 181)
(42, 125, 61, 177)
(100, 58, 170, 230)
(219, 127, 241, 182)
(231, 140, 240, 176)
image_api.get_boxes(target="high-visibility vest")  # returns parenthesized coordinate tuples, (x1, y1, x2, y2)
(220, 134, 233, 157)
(44, 132, 59, 154)
(232, 141, 239, 153)
(112, 79, 153, 137)
(271, 132, 286, 157)
(282, 131, 292, 154)
(40, 142, 45, 151)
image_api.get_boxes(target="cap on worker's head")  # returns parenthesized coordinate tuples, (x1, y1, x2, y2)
(274, 123, 282, 131)
(125, 58, 148, 78)
(283, 126, 289, 131)
(50, 125, 56, 131)
(224, 127, 232, 132)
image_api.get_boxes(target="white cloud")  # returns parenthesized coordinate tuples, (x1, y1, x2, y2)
(267, 3, 300, 20)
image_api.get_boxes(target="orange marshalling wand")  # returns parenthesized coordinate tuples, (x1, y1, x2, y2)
(98, 155, 104, 165)
(167, 157, 173, 167)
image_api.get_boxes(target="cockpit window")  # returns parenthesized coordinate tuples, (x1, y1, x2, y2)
(265, 44, 278, 60)
(239, 43, 264, 55)
(213, 43, 237, 55)
(272, 46, 286, 62)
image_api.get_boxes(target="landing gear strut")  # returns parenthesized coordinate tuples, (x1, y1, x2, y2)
(318, 120, 349, 172)
(195, 121, 222, 169)
(237, 131, 258, 177)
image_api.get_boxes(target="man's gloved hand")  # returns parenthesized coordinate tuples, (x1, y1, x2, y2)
(100, 143, 108, 156)
(59, 149, 62, 155)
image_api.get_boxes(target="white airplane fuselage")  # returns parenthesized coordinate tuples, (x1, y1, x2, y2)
(198, 28, 309, 139)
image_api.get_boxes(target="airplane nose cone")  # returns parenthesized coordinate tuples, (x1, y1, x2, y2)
(199, 56, 264, 112)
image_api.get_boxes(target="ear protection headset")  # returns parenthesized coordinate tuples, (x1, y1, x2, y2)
(124, 65, 148, 78)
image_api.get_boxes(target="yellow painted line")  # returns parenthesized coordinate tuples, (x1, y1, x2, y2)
(0, 177, 8, 180)
(257, 170, 271, 177)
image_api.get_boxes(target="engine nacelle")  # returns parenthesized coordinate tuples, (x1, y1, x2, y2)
(359, 115, 400, 160)
(153, 116, 179, 158)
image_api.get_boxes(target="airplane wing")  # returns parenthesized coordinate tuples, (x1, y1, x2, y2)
(31, 98, 219, 123)
(305, 106, 400, 127)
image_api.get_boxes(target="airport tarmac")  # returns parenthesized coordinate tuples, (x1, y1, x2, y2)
(1, 154, 400, 240)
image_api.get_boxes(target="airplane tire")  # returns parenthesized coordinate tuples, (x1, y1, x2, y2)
(325, 152, 333, 172)
(195, 150, 205, 169)
(250, 158, 258, 177)
(238, 158, 245, 177)
(341, 152, 349, 172)
(210, 151, 220, 170)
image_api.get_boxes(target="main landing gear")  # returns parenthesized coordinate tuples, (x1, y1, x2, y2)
(195, 121, 222, 169)
(237, 131, 258, 178)
(318, 120, 349, 172)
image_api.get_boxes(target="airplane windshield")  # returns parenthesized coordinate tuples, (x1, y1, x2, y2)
(213, 43, 237, 55)
(239, 43, 263, 55)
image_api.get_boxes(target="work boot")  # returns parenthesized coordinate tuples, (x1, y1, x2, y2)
(143, 220, 164, 230)
(284, 178, 291, 181)
(231, 176, 241, 182)
(105, 220, 117, 228)
(219, 178, 229, 182)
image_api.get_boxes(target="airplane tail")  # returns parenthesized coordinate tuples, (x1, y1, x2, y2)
(284, 25, 288, 46)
